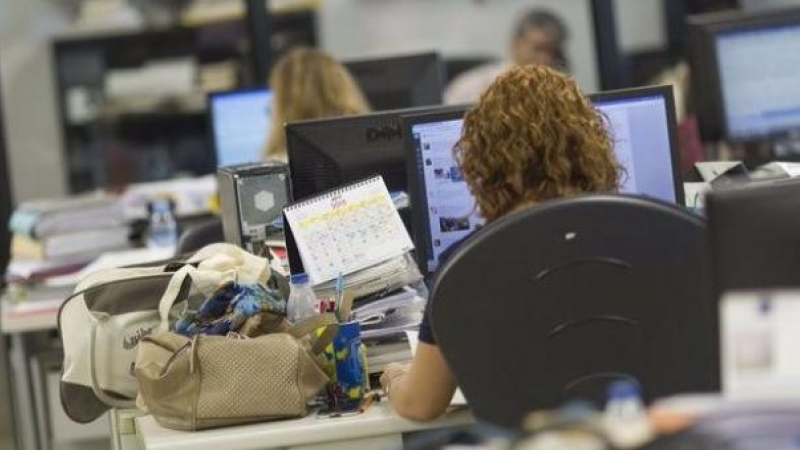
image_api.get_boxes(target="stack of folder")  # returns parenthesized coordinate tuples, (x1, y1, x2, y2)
(6, 193, 130, 285)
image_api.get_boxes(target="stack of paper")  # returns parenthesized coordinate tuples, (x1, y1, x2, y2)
(353, 286, 425, 340)
(6, 193, 130, 285)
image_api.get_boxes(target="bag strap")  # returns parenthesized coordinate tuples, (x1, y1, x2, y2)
(288, 313, 339, 355)
(89, 318, 136, 408)
(157, 265, 196, 332)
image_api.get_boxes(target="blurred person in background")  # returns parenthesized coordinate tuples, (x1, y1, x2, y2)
(264, 48, 370, 161)
(444, 9, 570, 105)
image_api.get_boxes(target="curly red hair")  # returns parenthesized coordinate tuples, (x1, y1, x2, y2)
(455, 65, 621, 222)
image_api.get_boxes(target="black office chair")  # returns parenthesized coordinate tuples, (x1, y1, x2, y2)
(175, 217, 224, 255)
(431, 195, 718, 430)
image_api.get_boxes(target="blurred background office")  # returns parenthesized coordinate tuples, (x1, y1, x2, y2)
(4, 0, 800, 448)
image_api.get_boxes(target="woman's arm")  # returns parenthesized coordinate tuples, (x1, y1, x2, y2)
(380, 342, 457, 422)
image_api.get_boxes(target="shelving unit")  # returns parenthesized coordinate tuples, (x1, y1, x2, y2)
(52, 8, 317, 193)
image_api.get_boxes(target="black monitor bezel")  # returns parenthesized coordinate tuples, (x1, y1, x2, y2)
(589, 84, 685, 206)
(207, 87, 272, 168)
(344, 51, 446, 110)
(688, 7, 800, 142)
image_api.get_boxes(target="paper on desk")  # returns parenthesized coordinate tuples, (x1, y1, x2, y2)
(684, 182, 712, 209)
(774, 162, 800, 178)
(721, 289, 800, 400)
(405, 330, 468, 406)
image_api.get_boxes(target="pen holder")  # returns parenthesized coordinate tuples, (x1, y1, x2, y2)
(330, 321, 367, 411)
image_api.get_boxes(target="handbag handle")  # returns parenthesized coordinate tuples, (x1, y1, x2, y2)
(89, 317, 136, 408)
(157, 265, 197, 332)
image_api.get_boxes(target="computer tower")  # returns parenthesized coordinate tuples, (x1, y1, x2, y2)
(217, 162, 289, 256)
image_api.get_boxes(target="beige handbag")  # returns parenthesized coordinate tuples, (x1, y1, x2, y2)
(59, 243, 272, 423)
(134, 314, 338, 431)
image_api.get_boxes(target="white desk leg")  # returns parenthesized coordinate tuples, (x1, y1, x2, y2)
(8, 333, 40, 450)
(289, 434, 403, 450)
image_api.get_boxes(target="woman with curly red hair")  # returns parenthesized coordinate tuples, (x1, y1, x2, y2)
(380, 65, 622, 421)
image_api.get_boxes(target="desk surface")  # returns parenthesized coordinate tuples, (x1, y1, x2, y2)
(135, 404, 474, 450)
(1, 285, 74, 334)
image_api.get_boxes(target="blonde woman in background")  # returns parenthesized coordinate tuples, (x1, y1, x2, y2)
(265, 48, 370, 161)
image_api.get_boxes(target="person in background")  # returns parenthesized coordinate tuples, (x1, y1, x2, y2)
(444, 9, 570, 105)
(264, 47, 370, 161)
(381, 65, 622, 421)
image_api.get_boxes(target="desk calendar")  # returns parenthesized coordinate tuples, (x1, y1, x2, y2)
(283, 176, 414, 285)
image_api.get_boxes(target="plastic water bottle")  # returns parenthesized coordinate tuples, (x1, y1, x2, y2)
(146, 198, 179, 249)
(602, 380, 653, 448)
(287, 273, 318, 323)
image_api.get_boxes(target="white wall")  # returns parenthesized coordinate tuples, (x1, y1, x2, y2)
(319, 0, 600, 92)
(0, 0, 70, 202)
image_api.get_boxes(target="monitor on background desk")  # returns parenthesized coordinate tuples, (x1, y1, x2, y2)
(405, 85, 683, 276)
(344, 52, 446, 111)
(209, 88, 273, 167)
(689, 8, 800, 142)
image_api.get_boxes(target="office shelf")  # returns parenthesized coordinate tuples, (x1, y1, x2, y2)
(53, 9, 318, 194)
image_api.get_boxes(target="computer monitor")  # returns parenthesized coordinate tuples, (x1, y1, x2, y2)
(286, 105, 465, 202)
(707, 179, 800, 295)
(209, 88, 273, 167)
(405, 85, 683, 275)
(592, 86, 683, 203)
(689, 8, 800, 141)
(344, 52, 446, 111)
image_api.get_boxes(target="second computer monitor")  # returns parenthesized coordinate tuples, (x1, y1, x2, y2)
(344, 52, 446, 111)
(689, 8, 800, 141)
(286, 106, 462, 202)
(209, 88, 273, 167)
(405, 85, 683, 275)
(591, 86, 683, 204)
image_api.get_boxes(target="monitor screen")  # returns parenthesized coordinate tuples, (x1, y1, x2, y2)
(409, 116, 483, 273)
(210, 88, 273, 167)
(715, 24, 800, 139)
(592, 91, 679, 203)
(407, 86, 681, 274)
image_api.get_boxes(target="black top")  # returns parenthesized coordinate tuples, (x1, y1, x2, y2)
(418, 237, 469, 345)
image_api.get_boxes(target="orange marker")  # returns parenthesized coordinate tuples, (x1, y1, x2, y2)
(358, 392, 381, 413)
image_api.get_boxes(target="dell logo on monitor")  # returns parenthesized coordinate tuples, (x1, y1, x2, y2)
(365, 125, 402, 142)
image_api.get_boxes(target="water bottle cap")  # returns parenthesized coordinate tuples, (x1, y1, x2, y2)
(290, 273, 309, 284)
(149, 198, 172, 213)
(607, 379, 641, 400)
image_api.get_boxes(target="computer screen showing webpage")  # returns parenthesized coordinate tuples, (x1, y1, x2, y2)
(211, 89, 273, 167)
(716, 24, 800, 139)
(412, 119, 483, 273)
(412, 94, 677, 273)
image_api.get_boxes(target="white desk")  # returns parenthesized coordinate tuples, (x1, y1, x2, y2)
(113, 405, 473, 450)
